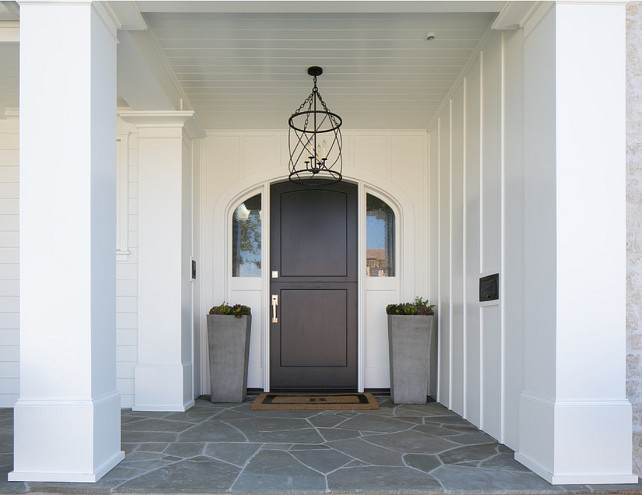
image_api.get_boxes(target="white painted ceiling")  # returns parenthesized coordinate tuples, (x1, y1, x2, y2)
(0, 1, 506, 130)
(140, 3, 500, 129)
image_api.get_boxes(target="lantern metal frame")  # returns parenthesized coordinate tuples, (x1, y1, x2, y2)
(288, 66, 343, 185)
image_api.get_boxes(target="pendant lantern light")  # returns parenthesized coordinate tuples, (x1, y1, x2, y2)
(288, 66, 343, 185)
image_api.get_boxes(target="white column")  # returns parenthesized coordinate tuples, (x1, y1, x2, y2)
(119, 112, 201, 412)
(518, 2, 636, 484)
(10, 1, 123, 482)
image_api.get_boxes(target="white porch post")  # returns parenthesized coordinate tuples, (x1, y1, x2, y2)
(518, 2, 636, 484)
(11, 1, 124, 482)
(119, 112, 200, 412)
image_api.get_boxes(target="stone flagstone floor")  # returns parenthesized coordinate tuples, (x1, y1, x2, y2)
(0, 395, 640, 493)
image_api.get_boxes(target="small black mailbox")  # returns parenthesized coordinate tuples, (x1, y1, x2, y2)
(479, 274, 499, 302)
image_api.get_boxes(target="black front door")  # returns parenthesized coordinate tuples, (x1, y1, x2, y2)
(270, 180, 357, 389)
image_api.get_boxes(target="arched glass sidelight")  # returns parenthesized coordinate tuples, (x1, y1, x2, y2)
(366, 194, 395, 277)
(232, 194, 262, 277)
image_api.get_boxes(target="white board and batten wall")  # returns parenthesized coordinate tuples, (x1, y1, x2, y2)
(198, 130, 429, 394)
(428, 28, 525, 450)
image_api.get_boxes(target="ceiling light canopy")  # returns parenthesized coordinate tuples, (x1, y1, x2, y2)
(288, 66, 343, 185)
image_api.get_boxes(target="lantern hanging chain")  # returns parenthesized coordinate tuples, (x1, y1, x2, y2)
(292, 76, 334, 120)
(290, 73, 339, 172)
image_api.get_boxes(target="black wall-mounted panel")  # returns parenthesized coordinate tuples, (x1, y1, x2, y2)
(479, 274, 499, 302)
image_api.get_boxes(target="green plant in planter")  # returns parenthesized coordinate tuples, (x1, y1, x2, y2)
(209, 302, 251, 318)
(386, 297, 435, 316)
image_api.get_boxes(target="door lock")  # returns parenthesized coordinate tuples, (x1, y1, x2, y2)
(271, 295, 278, 323)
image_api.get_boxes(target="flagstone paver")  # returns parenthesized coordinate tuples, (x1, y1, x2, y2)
(118, 457, 240, 491)
(289, 448, 352, 473)
(403, 453, 441, 473)
(231, 450, 326, 491)
(431, 464, 564, 491)
(327, 465, 442, 490)
(0, 397, 640, 493)
(203, 442, 261, 466)
(326, 437, 406, 466)
(364, 429, 459, 453)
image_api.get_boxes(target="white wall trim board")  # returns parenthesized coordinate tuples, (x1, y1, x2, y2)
(461, 76, 468, 419)
(448, 99, 453, 410)
(116, 133, 130, 261)
(436, 117, 442, 404)
(499, 31, 507, 445)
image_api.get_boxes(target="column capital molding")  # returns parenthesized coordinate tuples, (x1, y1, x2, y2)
(118, 110, 206, 139)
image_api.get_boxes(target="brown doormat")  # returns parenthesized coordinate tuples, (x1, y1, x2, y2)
(251, 392, 379, 411)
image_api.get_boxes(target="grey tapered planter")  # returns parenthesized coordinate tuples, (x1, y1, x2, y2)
(388, 315, 435, 404)
(207, 314, 251, 403)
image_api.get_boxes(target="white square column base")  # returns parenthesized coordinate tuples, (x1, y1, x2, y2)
(9, 393, 124, 482)
(133, 363, 195, 412)
(516, 393, 637, 484)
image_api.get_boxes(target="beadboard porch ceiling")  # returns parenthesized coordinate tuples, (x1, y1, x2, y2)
(137, 2, 501, 129)
(0, 1, 510, 129)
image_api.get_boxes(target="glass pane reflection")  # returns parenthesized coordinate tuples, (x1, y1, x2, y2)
(366, 194, 395, 277)
(232, 194, 261, 277)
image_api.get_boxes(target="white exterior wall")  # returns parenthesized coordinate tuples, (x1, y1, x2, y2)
(428, 28, 525, 449)
(0, 117, 19, 407)
(198, 130, 427, 393)
(0, 117, 140, 409)
(115, 120, 139, 409)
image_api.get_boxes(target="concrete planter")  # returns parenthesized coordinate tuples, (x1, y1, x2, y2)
(207, 314, 252, 403)
(387, 315, 435, 404)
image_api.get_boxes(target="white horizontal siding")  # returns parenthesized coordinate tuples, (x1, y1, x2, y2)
(0, 121, 18, 407)
(0, 120, 140, 409)
(116, 129, 139, 408)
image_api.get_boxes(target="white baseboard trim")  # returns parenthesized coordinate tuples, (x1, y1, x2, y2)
(9, 450, 125, 483)
(515, 452, 638, 485)
(132, 399, 195, 412)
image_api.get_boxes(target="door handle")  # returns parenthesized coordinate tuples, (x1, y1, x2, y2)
(271, 295, 278, 323)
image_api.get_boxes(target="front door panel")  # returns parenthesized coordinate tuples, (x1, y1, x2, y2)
(270, 181, 357, 389)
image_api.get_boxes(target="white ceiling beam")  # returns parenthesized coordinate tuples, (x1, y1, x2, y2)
(103, 1, 147, 30)
(118, 30, 190, 111)
(491, 1, 540, 30)
(0, 2, 18, 20)
(103, 1, 189, 112)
